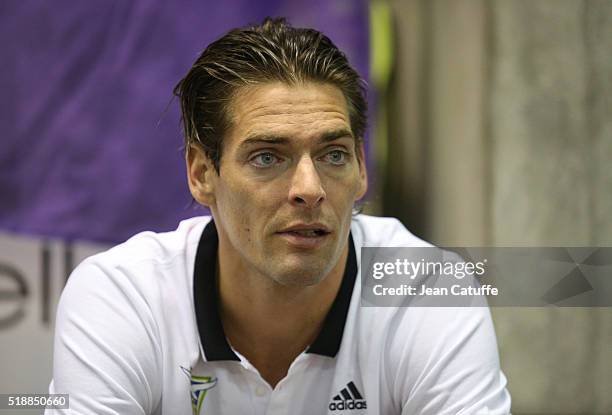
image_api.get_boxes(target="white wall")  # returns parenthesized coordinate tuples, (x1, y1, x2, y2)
(0, 232, 107, 415)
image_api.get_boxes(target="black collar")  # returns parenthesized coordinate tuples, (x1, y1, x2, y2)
(193, 219, 357, 361)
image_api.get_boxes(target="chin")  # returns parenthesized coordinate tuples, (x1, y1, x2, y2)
(271, 262, 331, 287)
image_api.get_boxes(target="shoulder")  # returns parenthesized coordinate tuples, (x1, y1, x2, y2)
(50, 217, 213, 412)
(383, 306, 510, 412)
(72, 216, 211, 292)
(350, 214, 431, 247)
(350, 215, 510, 411)
(49, 212, 212, 414)
(86, 215, 211, 272)
(59, 215, 212, 324)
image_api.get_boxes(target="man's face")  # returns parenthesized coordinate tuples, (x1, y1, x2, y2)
(189, 82, 367, 286)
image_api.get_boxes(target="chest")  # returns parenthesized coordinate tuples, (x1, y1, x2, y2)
(166, 352, 390, 415)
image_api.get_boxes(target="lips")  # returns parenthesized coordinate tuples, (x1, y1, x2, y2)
(276, 223, 331, 248)
(285, 229, 328, 237)
(278, 223, 330, 235)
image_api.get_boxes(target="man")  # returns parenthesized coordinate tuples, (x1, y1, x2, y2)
(48, 18, 511, 414)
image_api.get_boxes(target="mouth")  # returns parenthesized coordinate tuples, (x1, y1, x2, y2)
(276, 224, 331, 248)
(284, 229, 329, 237)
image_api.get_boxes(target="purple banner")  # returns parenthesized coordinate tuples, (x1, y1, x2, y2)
(0, 0, 369, 243)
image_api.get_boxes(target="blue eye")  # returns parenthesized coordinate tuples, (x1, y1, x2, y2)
(325, 150, 348, 165)
(251, 152, 279, 168)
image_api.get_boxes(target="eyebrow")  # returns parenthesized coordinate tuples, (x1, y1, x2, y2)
(240, 128, 354, 148)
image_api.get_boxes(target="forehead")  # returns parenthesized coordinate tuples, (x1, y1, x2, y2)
(225, 82, 352, 145)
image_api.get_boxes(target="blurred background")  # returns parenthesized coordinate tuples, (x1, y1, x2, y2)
(0, 1, 610, 414)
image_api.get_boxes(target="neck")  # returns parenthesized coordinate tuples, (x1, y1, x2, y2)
(216, 236, 348, 387)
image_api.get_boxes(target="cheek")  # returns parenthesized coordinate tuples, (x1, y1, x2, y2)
(218, 179, 279, 231)
(328, 168, 363, 200)
(214, 179, 247, 227)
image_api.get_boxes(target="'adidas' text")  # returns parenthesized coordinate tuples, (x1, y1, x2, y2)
(329, 400, 367, 411)
(329, 381, 367, 412)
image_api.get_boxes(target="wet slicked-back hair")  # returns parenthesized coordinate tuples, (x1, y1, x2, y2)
(174, 17, 367, 172)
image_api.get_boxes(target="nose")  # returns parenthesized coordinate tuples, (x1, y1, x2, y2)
(288, 155, 326, 208)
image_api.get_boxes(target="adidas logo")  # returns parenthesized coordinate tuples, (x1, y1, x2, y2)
(328, 381, 367, 411)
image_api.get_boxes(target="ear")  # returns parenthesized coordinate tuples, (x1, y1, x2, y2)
(355, 142, 368, 200)
(186, 144, 217, 207)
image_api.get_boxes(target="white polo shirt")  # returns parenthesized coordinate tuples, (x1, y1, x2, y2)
(47, 215, 511, 414)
